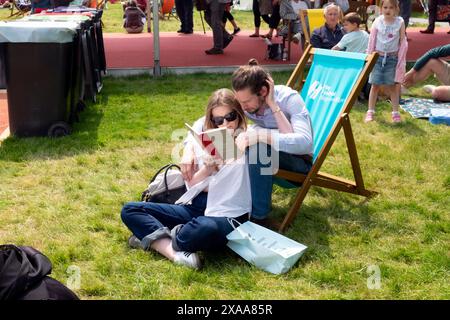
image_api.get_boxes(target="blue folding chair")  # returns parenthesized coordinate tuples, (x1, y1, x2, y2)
(275, 45, 378, 232)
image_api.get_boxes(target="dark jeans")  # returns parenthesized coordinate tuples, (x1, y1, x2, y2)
(247, 143, 313, 219)
(175, 0, 194, 32)
(205, 1, 231, 49)
(399, 0, 411, 28)
(121, 193, 249, 253)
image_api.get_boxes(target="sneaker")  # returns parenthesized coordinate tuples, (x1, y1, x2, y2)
(232, 27, 240, 35)
(223, 35, 233, 49)
(364, 110, 375, 123)
(173, 251, 202, 270)
(392, 112, 401, 123)
(249, 33, 259, 37)
(419, 29, 434, 34)
(205, 48, 223, 55)
(128, 235, 142, 249)
(423, 84, 436, 94)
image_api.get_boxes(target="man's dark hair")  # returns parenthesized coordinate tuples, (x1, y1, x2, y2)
(231, 59, 270, 94)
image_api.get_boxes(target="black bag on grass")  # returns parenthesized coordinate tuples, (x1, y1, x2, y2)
(141, 164, 187, 204)
(0, 244, 79, 300)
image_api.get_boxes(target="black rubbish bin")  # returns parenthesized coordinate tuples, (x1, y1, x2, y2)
(51, 7, 106, 94)
(23, 14, 92, 122)
(0, 21, 79, 137)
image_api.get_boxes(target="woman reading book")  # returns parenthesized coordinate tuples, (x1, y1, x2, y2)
(121, 89, 251, 270)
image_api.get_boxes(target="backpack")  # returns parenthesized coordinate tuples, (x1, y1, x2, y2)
(123, 7, 145, 29)
(0, 245, 79, 300)
(141, 164, 187, 204)
(267, 43, 284, 60)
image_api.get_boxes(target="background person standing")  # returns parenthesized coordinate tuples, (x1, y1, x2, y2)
(204, 0, 234, 54)
(175, 0, 194, 34)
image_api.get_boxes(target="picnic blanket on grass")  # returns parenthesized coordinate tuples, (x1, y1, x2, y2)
(400, 97, 450, 119)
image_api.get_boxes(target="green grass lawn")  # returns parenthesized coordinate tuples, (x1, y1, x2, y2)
(0, 71, 448, 300)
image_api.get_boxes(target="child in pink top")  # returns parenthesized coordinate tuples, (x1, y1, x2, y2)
(365, 0, 408, 123)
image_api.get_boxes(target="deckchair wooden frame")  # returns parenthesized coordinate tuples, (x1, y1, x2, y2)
(9, 0, 31, 18)
(276, 45, 378, 232)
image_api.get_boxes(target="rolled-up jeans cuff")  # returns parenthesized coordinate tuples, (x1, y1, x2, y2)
(141, 227, 171, 250)
(171, 235, 182, 252)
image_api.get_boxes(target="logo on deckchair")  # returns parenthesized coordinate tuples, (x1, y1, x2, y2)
(307, 80, 343, 104)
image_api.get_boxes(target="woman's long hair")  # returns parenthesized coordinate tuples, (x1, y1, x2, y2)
(204, 88, 247, 131)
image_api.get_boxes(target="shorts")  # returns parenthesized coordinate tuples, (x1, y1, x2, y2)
(369, 55, 398, 85)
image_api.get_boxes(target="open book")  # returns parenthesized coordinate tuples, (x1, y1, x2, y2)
(185, 123, 243, 161)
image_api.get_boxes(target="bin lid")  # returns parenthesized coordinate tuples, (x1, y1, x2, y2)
(22, 15, 91, 23)
(0, 21, 79, 43)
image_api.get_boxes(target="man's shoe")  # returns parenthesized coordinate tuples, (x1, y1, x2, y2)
(177, 29, 184, 33)
(232, 27, 241, 35)
(419, 29, 434, 34)
(128, 235, 142, 249)
(174, 251, 202, 270)
(223, 35, 233, 49)
(205, 48, 223, 55)
(183, 30, 193, 34)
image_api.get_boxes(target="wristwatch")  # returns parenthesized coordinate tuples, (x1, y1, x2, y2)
(272, 106, 281, 114)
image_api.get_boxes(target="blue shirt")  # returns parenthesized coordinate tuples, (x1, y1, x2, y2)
(244, 85, 313, 156)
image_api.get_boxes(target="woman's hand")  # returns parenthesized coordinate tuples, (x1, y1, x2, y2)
(180, 144, 197, 181)
(202, 154, 220, 175)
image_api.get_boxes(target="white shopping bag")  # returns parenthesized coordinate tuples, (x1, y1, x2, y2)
(226, 220, 307, 275)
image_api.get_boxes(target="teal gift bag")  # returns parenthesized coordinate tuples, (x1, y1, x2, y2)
(226, 220, 307, 275)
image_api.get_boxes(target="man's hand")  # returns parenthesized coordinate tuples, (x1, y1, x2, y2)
(235, 131, 260, 152)
(403, 69, 416, 88)
(265, 77, 277, 109)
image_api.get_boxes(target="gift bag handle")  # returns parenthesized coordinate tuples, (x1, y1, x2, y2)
(227, 217, 242, 230)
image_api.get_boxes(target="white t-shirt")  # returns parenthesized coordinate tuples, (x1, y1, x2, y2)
(373, 15, 404, 54)
(204, 156, 251, 218)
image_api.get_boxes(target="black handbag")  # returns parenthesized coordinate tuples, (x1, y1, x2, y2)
(141, 164, 187, 204)
(267, 43, 284, 60)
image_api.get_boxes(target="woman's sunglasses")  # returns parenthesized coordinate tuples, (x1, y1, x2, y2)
(212, 111, 238, 126)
